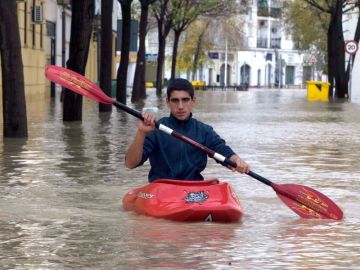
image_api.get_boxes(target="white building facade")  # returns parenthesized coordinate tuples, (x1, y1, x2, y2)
(199, 0, 310, 88)
(343, 9, 360, 102)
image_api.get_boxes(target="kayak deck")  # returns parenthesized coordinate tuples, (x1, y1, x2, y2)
(122, 179, 243, 222)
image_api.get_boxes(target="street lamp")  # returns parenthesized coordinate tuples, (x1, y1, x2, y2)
(57, 0, 70, 99)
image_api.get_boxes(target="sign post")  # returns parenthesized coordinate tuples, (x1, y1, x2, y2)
(345, 40, 358, 100)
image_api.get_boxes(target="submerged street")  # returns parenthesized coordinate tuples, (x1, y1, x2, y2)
(0, 88, 359, 269)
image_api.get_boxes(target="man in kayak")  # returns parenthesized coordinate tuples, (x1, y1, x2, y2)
(125, 78, 250, 182)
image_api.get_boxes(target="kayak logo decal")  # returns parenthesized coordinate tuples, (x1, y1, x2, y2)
(138, 192, 155, 199)
(184, 191, 209, 203)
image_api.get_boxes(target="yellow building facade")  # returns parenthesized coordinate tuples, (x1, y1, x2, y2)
(0, 1, 116, 104)
(0, 0, 47, 100)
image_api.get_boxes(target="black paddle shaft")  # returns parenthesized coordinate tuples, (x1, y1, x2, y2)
(247, 171, 272, 186)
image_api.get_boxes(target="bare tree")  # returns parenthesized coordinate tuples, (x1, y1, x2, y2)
(175, 1, 246, 81)
(152, 0, 173, 96)
(132, 0, 156, 102)
(0, 0, 27, 137)
(116, 0, 133, 104)
(63, 0, 94, 121)
(99, 0, 113, 112)
(170, 0, 198, 80)
(191, 20, 212, 81)
(297, 0, 360, 98)
(170, 0, 242, 80)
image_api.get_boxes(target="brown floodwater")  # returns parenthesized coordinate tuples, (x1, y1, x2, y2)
(0, 88, 359, 269)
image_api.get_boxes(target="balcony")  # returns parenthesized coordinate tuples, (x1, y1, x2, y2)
(257, 38, 268, 48)
(257, 6, 269, 17)
(270, 38, 281, 49)
(257, 0, 282, 18)
(270, 7, 282, 18)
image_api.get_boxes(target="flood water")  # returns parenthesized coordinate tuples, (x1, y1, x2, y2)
(1, 88, 359, 269)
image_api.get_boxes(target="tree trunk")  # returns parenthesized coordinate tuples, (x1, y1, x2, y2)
(0, 0, 28, 137)
(116, 0, 133, 104)
(156, 23, 172, 96)
(154, 0, 172, 96)
(170, 30, 181, 80)
(156, 29, 167, 96)
(132, 2, 149, 102)
(332, 0, 347, 98)
(99, 0, 113, 112)
(327, 19, 335, 96)
(63, 0, 94, 121)
(192, 30, 206, 81)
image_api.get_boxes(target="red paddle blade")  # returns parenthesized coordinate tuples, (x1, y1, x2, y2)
(272, 183, 343, 220)
(44, 65, 114, 104)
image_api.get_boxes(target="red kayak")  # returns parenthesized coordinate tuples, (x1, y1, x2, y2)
(122, 179, 243, 222)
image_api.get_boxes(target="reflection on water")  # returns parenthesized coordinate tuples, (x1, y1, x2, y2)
(1, 89, 360, 269)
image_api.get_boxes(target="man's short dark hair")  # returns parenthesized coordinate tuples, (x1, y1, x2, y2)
(167, 78, 194, 98)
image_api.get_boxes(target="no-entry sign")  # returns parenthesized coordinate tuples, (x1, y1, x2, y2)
(345, 40, 358, 55)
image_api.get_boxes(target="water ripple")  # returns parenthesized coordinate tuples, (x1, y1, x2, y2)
(1, 89, 360, 269)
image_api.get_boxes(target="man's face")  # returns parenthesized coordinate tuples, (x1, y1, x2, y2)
(166, 90, 196, 121)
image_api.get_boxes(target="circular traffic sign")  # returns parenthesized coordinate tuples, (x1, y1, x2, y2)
(345, 40, 358, 55)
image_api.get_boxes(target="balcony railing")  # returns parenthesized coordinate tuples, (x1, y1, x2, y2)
(257, 7, 269, 17)
(257, 38, 268, 48)
(258, 7, 282, 18)
(270, 38, 281, 49)
(270, 7, 281, 18)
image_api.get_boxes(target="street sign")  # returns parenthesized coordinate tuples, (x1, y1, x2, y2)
(345, 40, 358, 55)
(208, 52, 219, 59)
(145, 54, 158, 62)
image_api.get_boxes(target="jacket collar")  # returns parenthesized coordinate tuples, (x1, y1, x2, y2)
(169, 113, 193, 125)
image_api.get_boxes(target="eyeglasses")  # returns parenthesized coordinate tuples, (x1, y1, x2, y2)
(169, 97, 192, 105)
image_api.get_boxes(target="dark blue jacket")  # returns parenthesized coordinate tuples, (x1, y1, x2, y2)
(138, 114, 235, 182)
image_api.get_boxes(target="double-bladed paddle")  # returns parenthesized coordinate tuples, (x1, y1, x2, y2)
(45, 65, 344, 220)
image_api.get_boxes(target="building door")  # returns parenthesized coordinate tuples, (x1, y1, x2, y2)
(266, 63, 272, 87)
(240, 64, 250, 86)
(220, 64, 231, 86)
(285, 66, 295, 85)
(208, 68, 213, 85)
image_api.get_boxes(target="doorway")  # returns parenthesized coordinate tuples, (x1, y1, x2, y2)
(220, 64, 231, 86)
(285, 66, 295, 85)
(240, 64, 250, 87)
